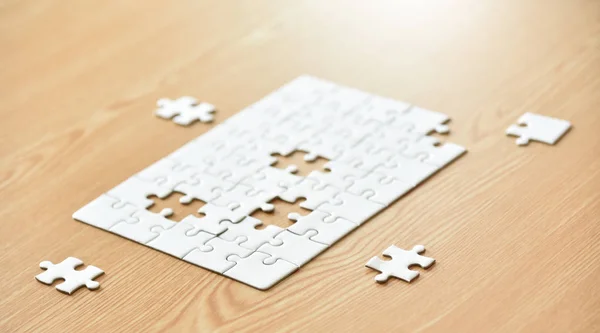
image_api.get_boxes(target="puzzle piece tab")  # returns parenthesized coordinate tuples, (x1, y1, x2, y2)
(366, 245, 435, 283)
(36, 257, 104, 294)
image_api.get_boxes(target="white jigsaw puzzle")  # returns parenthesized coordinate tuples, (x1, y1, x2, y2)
(506, 112, 571, 146)
(74, 75, 465, 290)
(366, 245, 435, 283)
(36, 257, 104, 294)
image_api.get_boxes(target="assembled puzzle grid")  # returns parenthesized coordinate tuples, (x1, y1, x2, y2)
(73, 75, 466, 290)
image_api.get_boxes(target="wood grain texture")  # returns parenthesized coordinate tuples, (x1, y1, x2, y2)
(1, 0, 599, 332)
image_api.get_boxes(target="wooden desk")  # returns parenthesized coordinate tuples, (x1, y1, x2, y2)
(1, 1, 599, 332)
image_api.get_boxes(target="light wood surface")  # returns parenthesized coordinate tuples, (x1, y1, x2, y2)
(1, 1, 599, 332)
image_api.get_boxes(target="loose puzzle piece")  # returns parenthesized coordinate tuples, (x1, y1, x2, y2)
(287, 211, 357, 245)
(258, 230, 328, 267)
(36, 257, 104, 294)
(505, 112, 571, 146)
(224, 252, 298, 290)
(155, 96, 216, 126)
(366, 245, 435, 283)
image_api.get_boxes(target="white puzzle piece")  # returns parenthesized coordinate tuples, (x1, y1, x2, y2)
(391, 106, 450, 134)
(36, 257, 104, 294)
(147, 222, 214, 258)
(366, 245, 435, 283)
(184, 237, 252, 273)
(287, 211, 357, 245)
(307, 161, 367, 190)
(506, 112, 571, 146)
(73, 194, 137, 230)
(155, 96, 216, 126)
(109, 209, 176, 244)
(181, 203, 245, 235)
(278, 178, 340, 210)
(347, 172, 413, 206)
(75, 75, 465, 290)
(257, 230, 328, 267)
(108, 177, 172, 209)
(219, 216, 284, 251)
(317, 192, 384, 225)
(224, 252, 298, 290)
(137, 158, 201, 190)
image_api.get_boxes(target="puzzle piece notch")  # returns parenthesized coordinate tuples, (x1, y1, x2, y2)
(224, 252, 298, 290)
(366, 245, 435, 283)
(505, 112, 571, 146)
(36, 257, 104, 294)
(155, 96, 216, 126)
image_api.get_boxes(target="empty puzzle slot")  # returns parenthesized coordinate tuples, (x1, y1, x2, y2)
(146, 192, 206, 221)
(271, 150, 329, 177)
(251, 198, 312, 229)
